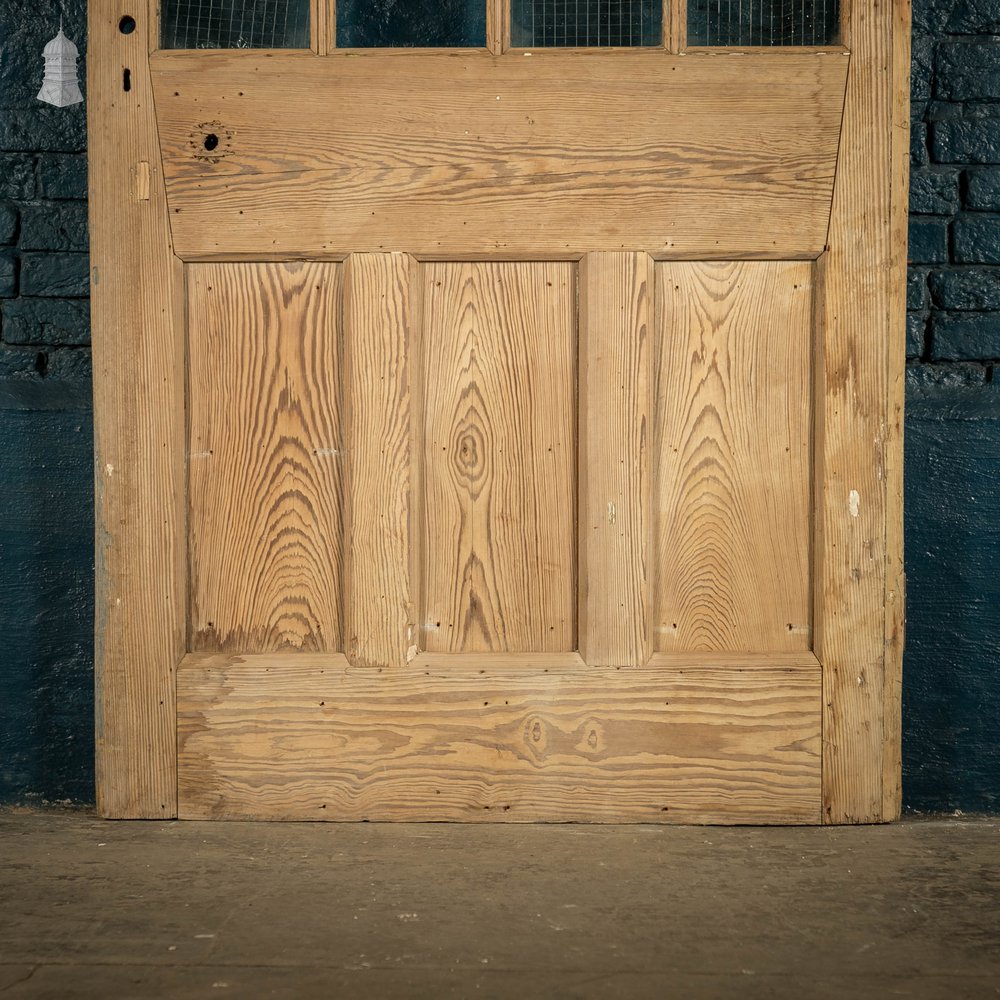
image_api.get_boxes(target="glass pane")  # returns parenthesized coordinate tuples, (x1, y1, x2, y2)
(687, 0, 839, 46)
(511, 0, 662, 46)
(161, 0, 311, 48)
(337, 0, 486, 47)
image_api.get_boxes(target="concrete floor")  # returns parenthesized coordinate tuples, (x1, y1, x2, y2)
(0, 813, 997, 1000)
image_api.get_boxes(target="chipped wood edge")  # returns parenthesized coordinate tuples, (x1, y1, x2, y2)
(91, 0, 185, 817)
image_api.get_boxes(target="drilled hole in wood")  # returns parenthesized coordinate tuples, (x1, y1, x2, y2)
(123, 68, 131, 92)
(119, 15, 136, 34)
(203, 133, 219, 152)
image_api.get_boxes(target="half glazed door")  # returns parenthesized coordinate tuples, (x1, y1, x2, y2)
(90, 0, 909, 823)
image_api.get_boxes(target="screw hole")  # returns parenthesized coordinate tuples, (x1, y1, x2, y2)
(119, 15, 136, 34)
(123, 68, 131, 92)
(203, 133, 220, 152)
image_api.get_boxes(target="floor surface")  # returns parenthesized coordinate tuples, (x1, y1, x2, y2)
(0, 811, 997, 999)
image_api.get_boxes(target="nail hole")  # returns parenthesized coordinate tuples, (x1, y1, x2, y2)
(123, 68, 131, 92)
(203, 133, 220, 152)
(119, 15, 136, 34)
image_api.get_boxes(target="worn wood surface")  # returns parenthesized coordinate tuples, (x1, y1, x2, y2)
(342, 253, 420, 668)
(653, 261, 813, 652)
(422, 262, 576, 653)
(150, 50, 847, 259)
(578, 253, 652, 667)
(816, 0, 908, 823)
(176, 652, 822, 823)
(882, 0, 910, 823)
(90, 1, 185, 818)
(187, 262, 343, 653)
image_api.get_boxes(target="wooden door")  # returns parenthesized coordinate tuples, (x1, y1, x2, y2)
(89, 0, 909, 823)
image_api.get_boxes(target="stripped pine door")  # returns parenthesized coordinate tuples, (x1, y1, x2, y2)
(89, 0, 909, 822)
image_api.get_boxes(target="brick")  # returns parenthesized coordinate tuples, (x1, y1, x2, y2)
(953, 214, 1000, 264)
(912, 122, 930, 168)
(37, 155, 88, 201)
(0, 345, 91, 382)
(908, 269, 929, 311)
(19, 204, 88, 252)
(0, 155, 34, 200)
(0, 109, 86, 154)
(933, 119, 1000, 164)
(948, 0, 1000, 33)
(909, 169, 960, 215)
(912, 35, 934, 106)
(909, 218, 950, 264)
(930, 269, 1000, 309)
(936, 42, 1000, 102)
(19, 253, 89, 297)
(0, 204, 16, 245)
(0, 250, 16, 297)
(0, 298, 89, 346)
(931, 312, 1000, 360)
(908, 269, 930, 311)
(906, 361, 990, 390)
(927, 101, 963, 122)
(907, 312, 927, 359)
(967, 169, 1000, 210)
(913, 0, 958, 33)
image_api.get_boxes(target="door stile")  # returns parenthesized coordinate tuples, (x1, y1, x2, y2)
(883, 0, 911, 820)
(815, 0, 908, 823)
(342, 254, 422, 668)
(578, 253, 653, 667)
(91, 0, 186, 817)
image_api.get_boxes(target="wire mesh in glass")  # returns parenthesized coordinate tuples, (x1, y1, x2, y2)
(160, 0, 310, 48)
(510, 0, 662, 47)
(337, 0, 486, 47)
(687, 0, 839, 46)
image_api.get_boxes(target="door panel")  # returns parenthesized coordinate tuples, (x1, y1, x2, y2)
(653, 261, 813, 653)
(177, 652, 823, 823)
(150, 51, 848, 258)
(422, 262, 576, 653)
(188, 261, 344, 653)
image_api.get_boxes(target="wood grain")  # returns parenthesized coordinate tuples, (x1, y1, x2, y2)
(422, 262, 576, 653)
(816, 0, 908, 823)
(342, 254, 420, 668)
(188, 262, 343, 653)
(667, 0, 686, 52)
(487, 0, 511, 53)
(579, 253, 652, 667)
(177, 652, 822, 823)
(653, 261, 813, 652)
(149, 50, 847, 259)
(882, 0, 910, 822)
(90, 0, 185, 817)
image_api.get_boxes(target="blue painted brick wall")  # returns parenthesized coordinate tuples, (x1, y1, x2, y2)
(0, 0, 93, 805)
(904, 0, 1000, 812)
(1, 0, 998, 811)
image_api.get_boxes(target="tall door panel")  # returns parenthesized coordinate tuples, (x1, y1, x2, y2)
(653, 261, 813, 653)
(188, 262, 344, 653)
(422, 262, 577, 654)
